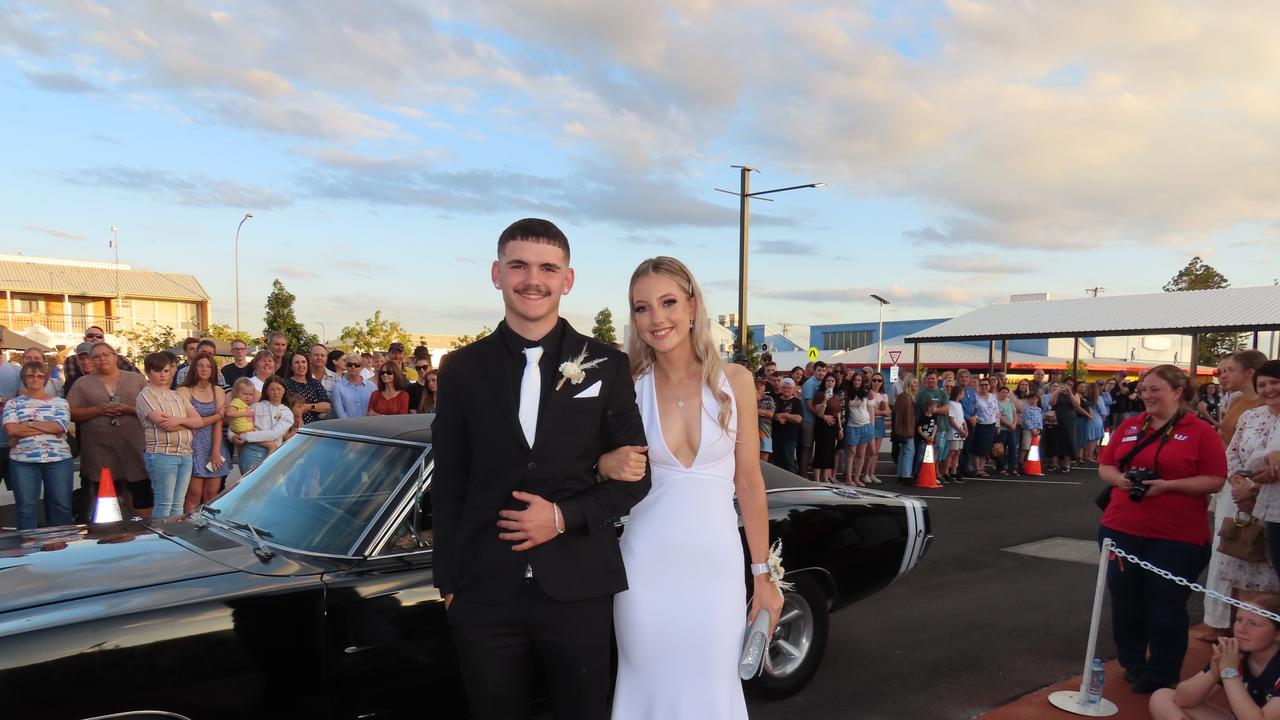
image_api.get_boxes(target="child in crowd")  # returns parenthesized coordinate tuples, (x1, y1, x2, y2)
(282, 393, 305, 446)
(755, 378, 775, 464)
(945, 384, 967, 483)
(1020, 389, 1044, 471)
(916, 398, 939, 479)
(1150, 595, 1280, 719)
(224, 378, 258, 434)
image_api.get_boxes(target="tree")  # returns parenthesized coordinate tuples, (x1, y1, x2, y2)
(262, 279, 318, 353)
(338, 310, 413, 353)
(1066, 358, 1089, 381)
(1162, 257, 1240, 365)
(592, 307, 617, 345)
(740, 326, 761, 372)
(207, 323, 260, 346)
(117, 324, 179, 366)
(451, 326, 492, 349)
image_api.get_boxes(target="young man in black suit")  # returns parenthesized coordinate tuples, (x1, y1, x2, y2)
(432, 218, 650, 720)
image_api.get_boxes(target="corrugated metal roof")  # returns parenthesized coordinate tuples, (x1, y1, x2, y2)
(0, 259, 209, 301)
(904, 285, 1280, 343)
(826, 336, 1212, 373)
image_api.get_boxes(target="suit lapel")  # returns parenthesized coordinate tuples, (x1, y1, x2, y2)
(477, 332, 530, 451)
(533, 323, 585, 453)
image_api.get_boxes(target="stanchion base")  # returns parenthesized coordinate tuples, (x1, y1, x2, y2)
(1047, 690, 1118, 716)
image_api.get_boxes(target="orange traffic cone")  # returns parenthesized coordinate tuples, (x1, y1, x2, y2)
(913, 443, 944, 489)
(93, 468, 123, 523)
(1024, 434, 1044, 477)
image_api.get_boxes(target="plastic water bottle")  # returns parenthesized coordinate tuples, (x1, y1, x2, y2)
(1085, 658, 1105, 704)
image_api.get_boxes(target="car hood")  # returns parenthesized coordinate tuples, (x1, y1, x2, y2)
(0, 520, 237, 614)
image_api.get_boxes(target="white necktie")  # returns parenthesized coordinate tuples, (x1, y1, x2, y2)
(518, 346, 543, 446)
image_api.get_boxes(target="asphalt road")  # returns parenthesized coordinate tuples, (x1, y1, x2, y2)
(748, 458, 1166, 720)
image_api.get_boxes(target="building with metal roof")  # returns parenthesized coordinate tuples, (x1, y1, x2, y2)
(902, 285, 1280, 375)
(0, 255, 211, 352)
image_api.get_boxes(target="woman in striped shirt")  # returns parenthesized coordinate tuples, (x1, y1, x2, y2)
(136, 352, 204, 518)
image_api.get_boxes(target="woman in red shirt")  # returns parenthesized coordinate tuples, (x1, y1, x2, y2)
(368, 362, 409, 416)
(1099, 364, 1228, 694)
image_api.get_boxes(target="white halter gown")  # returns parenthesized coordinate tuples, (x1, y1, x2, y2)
(612, 369, 748, 719)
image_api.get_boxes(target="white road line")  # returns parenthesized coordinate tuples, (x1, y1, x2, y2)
(898, 494, 963, 500)
(968, 476, 1082, 485)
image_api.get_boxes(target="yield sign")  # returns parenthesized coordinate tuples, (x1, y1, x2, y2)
(887, 350, 902, 365)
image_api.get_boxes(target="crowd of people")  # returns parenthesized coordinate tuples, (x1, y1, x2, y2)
(0, 325, 440, 529)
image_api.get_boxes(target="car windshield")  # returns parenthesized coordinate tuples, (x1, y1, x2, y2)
(211, 433, 424, 555)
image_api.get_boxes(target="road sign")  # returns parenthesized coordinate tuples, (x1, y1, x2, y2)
(807, 346, 819, 362)
(889, 365, 900, 383)
(888, 350, 902, 365)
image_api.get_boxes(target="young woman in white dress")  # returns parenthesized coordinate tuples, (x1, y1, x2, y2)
(602, 256, 784, 719)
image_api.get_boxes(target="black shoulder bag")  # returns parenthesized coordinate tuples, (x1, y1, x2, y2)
(1094, 411, 1183, 511)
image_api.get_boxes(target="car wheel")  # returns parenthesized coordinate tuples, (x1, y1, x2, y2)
(745, 573, 830, 699)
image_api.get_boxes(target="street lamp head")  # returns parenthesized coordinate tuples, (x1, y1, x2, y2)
(813, 182, 828, 189)
(244, 213, 253, 219)
(110, 225, 117, 233)
(870, 294, 891, 305)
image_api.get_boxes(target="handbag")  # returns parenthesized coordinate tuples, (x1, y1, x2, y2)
(990, 441, 1006, 459)
(1218, 512, 1268, 564)
(739, 608, 772, 680)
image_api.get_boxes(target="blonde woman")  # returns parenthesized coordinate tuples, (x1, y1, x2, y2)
(601, 256, 783, 719)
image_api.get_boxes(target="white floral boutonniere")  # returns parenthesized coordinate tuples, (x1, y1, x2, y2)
(556, 342, 606, 390)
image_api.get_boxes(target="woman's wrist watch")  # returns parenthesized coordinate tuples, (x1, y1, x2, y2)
(1221, 667, 1241, 681)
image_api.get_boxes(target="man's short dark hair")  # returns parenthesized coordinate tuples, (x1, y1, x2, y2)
(183, 337, 199, 349)
(412, 345, 430, 361)
(197, 339, 217, 351)
(813, 361, 827, 370)
(497, 218, 570, 262)
(924, 369, 938, 378)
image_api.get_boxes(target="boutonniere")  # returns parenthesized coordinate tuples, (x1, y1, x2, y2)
(556, 343, 606, 390)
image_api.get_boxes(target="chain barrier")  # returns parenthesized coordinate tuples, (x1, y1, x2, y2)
(1107, 544, 1280, 623)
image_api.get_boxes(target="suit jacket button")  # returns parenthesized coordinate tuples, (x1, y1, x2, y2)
(527, 462, 536, 470)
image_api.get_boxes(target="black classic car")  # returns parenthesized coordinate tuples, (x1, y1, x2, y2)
(0, 415, 931, 719)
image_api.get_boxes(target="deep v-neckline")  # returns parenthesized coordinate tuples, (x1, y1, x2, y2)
(651, 371, 704, 471)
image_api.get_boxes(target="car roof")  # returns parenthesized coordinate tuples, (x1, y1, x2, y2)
(304, 414, 434, 444)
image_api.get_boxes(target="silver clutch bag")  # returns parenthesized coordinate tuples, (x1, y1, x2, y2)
(739, 609, 771, 680)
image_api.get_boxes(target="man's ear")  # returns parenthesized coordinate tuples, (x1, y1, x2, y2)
(562, 267, 575, 295)
(491, 260, 501, 290)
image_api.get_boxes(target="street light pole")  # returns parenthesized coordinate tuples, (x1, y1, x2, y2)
(234, 213, 252, 332)
(315, 321, 326, 344)
(110, 225, 120, 330)
(871, 294, 891, 372)
(716, 167, 825, 357)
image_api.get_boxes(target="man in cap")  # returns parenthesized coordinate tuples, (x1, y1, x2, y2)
(771, 377, 805, 474)
(388, 341, 415, 382)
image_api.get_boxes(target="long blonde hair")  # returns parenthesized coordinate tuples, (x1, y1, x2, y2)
(626, 257, 734, 432)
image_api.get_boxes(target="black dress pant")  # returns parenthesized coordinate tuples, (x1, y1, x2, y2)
(448, 580, 614, 720)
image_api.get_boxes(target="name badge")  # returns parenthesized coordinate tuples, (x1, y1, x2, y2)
(1121, 435, 1138, 443)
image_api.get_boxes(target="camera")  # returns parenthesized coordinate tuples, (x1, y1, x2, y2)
(1126, 468, 1158, 503)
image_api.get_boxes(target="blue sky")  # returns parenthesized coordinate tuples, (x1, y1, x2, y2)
(2, 1, 1278, 340)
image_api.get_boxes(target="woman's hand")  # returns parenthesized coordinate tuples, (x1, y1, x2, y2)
(598, 445, 648, 482)
(210, 453, 224, 471)
(1210, 641, 1223, 676)
(749, 574, 785, 638)
(1139, 477, 1172, 498)
(1217, 637, 1242, 673)
(823, 415, 836, 426)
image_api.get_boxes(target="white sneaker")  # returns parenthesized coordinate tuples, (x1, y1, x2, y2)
(865, 474, 880, 485)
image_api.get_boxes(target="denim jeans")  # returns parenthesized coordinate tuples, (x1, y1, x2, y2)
(999, 428, 1020, 473)
(144, 452, 193, 518)
(896, 437, 917, 479)
(1099, 526, 1211, 686)
(9, 457, 74, 530)
(772, 438, 798, 474)
(239, 444, 270, 476)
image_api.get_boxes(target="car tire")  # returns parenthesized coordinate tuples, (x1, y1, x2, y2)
(745, 572, 830, 700)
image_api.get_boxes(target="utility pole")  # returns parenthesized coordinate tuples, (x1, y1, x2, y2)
(1085, 287, 1105, 297)
(110, 225, 120, 330)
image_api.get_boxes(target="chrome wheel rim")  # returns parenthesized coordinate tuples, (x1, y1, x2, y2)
(763, 589, 814, 679)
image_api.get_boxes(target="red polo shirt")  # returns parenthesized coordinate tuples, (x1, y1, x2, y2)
(1100, 411, 1227, 545)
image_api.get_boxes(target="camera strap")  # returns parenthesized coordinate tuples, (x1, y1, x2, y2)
(1116, 411, 1184, 474)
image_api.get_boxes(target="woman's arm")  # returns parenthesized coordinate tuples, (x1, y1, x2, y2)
(726, 366, 783, 636)
(1171, 668, 1218, 708)
(367, 392, 382, 416)
(240, 405, 294, 443)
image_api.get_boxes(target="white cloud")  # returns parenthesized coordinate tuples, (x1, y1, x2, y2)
(23, 224, 86, 240)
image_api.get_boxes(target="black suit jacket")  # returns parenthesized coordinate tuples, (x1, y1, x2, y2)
(431, 321, 650, 602)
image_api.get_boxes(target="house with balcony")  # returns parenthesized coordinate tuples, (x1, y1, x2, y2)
(0, 255, 211, 352)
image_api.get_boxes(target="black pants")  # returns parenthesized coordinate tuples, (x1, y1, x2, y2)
(447, 581, 613, 720)
(1099, 526, 1211, 686)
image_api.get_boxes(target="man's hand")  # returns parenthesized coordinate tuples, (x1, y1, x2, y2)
(444, 593, 454, 610)
(497, 491, 560, 551)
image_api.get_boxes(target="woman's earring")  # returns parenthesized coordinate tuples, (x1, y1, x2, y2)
(689, 320, 694, 329)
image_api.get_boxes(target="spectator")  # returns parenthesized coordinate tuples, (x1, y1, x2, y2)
(1238, 361, 1280, 579)
(1020, 389, 1044, 471)
(0, 351, 21, 495)
(943, 384, 967, 483)
(171, 337, 199, 388)
(842, 372, 873, 487)
(228, 375, 294, 475)
(3, 360, 72, 528)
(1079, 381, 1104, 464)
(810, 372, 841, 483)
(178, 352, 228, 513)
(220, 339, 254, 388)
(410, 366, 438, 414)
(249, 350, 276, 393)
(283, 352, 332, 425)
(1028, 368, 1046, 395)
(1149, 596, 1280, 720)
(67, 343, 151, 519)
(789, 366, 804, 386)
(412, 345, 433, 371)
(868, 372, 889, 484)
(894, 376, 919, 484)
(958, 369, 978, 477)
(755, 378, 775, 464)
(62, 341, 96, 397)
(23, 348, 63, 397)
(368, 362, 410, 416)
(1099, 364, 1227, 694)
(361, 352, 376, 381)
(800, 361, 828, 477)
(916, 398, 940, 481)
(1199, 381, 1224, 430)
(969, 377, 999, 478)
(326, 349, 346, 375)
(771, 377, 804, 473)
(388, 342, 416, 383)
(136, 351, 203, 518)
(332, 352, 375, 418)
(996, 385, 1020, 476)
(1045, 379, 1082, 473)
(915, 371, 950, 478)
(267, 332, 290, 378)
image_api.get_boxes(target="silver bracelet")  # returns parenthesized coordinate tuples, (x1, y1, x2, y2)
(750, 562, 770, 576)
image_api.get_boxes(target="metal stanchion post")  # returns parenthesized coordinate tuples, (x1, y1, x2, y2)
(1049, 538, 1119, 716)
